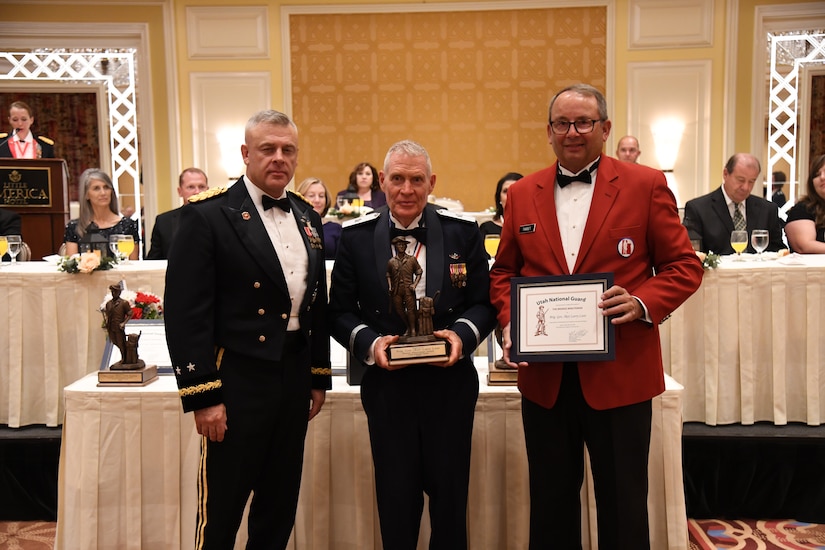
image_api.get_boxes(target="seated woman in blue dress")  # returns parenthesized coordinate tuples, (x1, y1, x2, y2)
(297, 176, 341, 260)
(63, 168, 140, 259)
(335, 162, 386, 209)
(785, 154, 825, 254)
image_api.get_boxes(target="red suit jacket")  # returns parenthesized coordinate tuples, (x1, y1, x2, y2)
(489, 156, 703, 410)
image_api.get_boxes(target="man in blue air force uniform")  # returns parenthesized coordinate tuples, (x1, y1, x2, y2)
(328, 140, 496, 550)
(164, 110, 330, 550)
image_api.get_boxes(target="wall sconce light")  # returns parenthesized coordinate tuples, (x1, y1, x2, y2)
(651, 118, 685, 205)
(217, 127, 246, 182)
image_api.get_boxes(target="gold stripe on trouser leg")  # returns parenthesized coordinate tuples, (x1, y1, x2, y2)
(195, 347, 225, 549)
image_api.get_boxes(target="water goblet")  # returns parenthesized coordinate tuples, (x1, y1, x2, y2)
(730, 230, 748, 261)
(117, 235, 135, 263)
(6, 235, 22, 264)
(751, 229, 769, 260)
(109, 234, 124, 261)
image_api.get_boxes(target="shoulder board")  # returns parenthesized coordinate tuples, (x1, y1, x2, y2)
(436, 208, 475, 223)
(343, 211, 380, 228)
(37, 136, 55, 145)
(0, 133, 7, 139)
(188, 186, 228, 203)
(288, 189, 311, 206)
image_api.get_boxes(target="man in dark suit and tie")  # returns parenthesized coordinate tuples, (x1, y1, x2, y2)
(489, 84, 704, 549)
(145, 167, 208, 259)
(683, 153, 785, 254)
(328, 140, 497, 550)
(0, 207, 21, 261)
(164, 110, 330, 549)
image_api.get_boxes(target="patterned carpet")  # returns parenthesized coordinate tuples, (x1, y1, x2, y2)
(3, 519, 825, 549)
(0, 522, 54, 549)
(689, 519, 825, 549)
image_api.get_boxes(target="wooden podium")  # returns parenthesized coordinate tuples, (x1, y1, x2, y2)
(0, 158, 70, 259)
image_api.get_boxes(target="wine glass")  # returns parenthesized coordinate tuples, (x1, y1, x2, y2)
(0, 236, 8, 267)
(6, 235, 22, 264)
(484, 235, 501, 259)
(117, 235, 135, 263)
(109, 234, 124, 261)
(730, 230, 748, 260)
(751, 229, 769, 260)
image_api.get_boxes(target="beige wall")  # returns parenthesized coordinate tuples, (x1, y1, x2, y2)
(2, 0, 822, 219)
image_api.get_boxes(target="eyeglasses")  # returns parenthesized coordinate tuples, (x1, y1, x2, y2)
(549, 119, 604, 135)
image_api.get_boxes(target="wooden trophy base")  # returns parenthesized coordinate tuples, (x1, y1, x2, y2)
(387, 337, 449, 367)
(487, 358, 518, 386)
(98, 364, 158, 386)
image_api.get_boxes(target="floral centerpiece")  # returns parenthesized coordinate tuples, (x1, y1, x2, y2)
(100, 289, 163, 320)
(328, 200, 363, 220)
(58, 252, 118, 274)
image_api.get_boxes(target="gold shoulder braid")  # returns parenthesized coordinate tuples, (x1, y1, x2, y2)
(0, 133, 8, 139)
(38, 136, 55, 145)
(289, 190, 312, 206)
(188, 186, 229, 203)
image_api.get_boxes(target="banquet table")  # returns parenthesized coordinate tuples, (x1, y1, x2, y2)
(0, 260, 167, 427)
(661, 253, 825, 426)
(56, 360, 687, 550)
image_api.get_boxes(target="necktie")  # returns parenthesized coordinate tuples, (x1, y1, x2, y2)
(391, 226, 427, 245)
(732, 203, 746, 231)
(262, 195, 291, 213)
(557, 159, 600, 188)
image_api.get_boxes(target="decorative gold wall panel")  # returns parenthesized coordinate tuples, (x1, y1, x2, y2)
(290, 7, 606, 211)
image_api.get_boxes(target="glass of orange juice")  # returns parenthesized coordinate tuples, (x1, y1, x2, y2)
(117, 235, 135, 263)
(484, 235, 500, 259)
(0, 236, 8, 266)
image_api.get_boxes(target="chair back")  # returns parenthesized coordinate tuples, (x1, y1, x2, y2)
(18, 242, 32, 261)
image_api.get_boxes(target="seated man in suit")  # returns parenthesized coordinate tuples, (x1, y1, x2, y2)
(0, 207, 22, 261)
(145, 167, 208, 259)
(683, 153, 785, 254)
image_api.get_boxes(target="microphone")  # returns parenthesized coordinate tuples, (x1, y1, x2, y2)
(0, 128, 18, 151)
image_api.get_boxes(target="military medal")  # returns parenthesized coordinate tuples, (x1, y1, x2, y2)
(449, 263, 467, 288)
(302, 218, 323, 249)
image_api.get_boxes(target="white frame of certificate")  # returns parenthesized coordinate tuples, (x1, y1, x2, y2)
(510, 273, 615, 363)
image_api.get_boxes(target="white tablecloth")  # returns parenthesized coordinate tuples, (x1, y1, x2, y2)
(56, 360, 686, 550)
(662, 253, 825, 425)
(0, 260, 167, 427)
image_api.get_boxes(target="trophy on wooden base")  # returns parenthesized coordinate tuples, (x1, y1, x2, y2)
(98, 283, 157, 385)
(385, 236, 449, 367)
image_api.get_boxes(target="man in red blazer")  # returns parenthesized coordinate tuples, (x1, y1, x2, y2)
(489, 84, 703, 549)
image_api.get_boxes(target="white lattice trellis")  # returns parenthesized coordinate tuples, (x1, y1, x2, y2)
(768, 33, 825, 213)
(0, 50, 142, 252)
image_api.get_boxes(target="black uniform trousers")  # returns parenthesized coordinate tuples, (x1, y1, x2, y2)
(197, 333, 311, 550)
(521, 363, 652, 550)
(360, 360, 479, 550)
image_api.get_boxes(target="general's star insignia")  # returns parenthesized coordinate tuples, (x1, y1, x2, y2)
(175, 366, 181, 375)
(187, 362, 196, 372)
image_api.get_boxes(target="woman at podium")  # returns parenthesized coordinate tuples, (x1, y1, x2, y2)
(0, 101, 55, 159)
(63, 168, 140, 259)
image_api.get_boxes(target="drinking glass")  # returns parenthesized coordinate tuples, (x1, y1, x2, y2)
(117, 235, 135, 263)
(0, 236, 8, 266)
(109, 234, 124, 261)
(6, 235, 22, 264)
(484, 235, 501, 259)
(751, 229, 769, 260)
(730, 230, 748, 260)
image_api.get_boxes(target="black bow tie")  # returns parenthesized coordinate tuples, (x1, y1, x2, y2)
(557, 160, 600, 188)
(262, 195, 290, 213)
(391, 226, 427, 245)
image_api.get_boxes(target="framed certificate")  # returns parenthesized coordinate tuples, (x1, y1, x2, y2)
(510, 273, 615, 363)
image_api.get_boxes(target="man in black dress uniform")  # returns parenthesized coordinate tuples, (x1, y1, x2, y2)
(145, 167, 209, 259)
(164, 110, 330, 550)
(328, 140, 496, 550)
